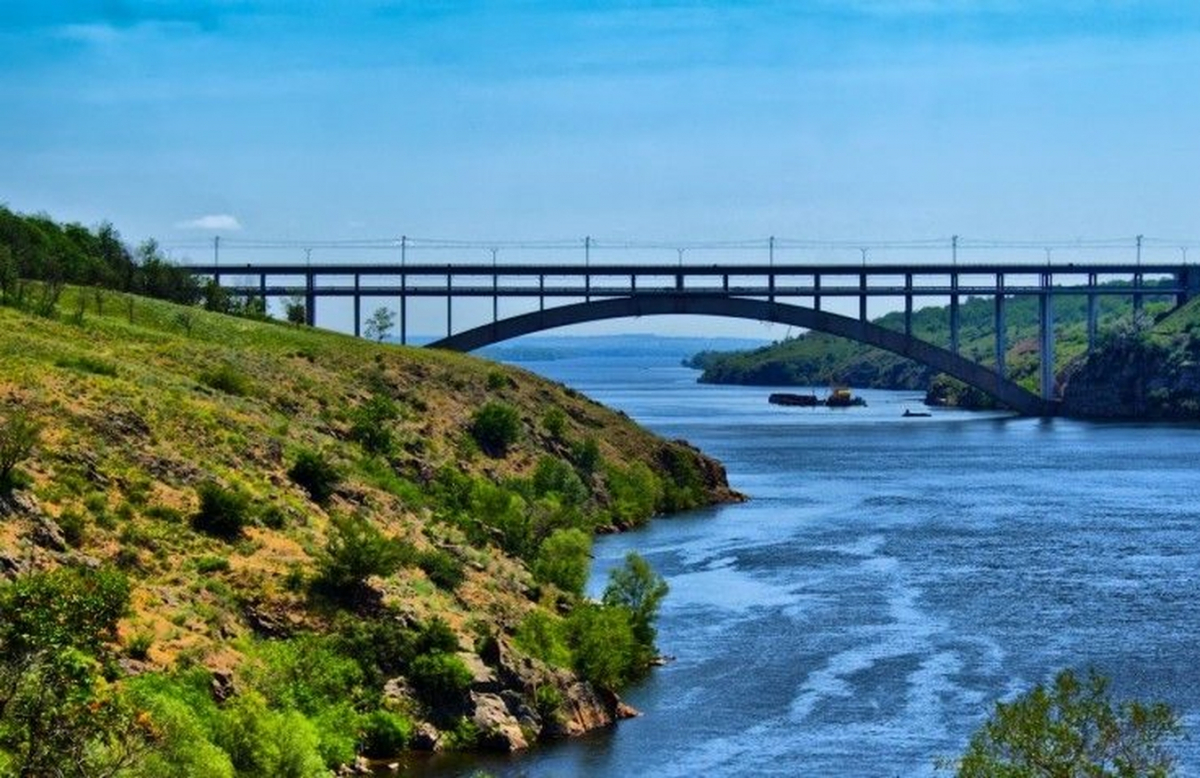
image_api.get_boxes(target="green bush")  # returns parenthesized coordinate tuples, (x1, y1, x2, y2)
(192, 482, 251, 540)
(361, 710, 413, 758)
(314, 513, 409, 601)
(409, 652, 474, 704)
(514, 610, 571, 668)
(486, 369, 510, 391)
(288, 449, 340, 505)
(418, 547, 465, 591)
(470, 401, 522, 457)
(531, 528, 592, 596)
(565, 603, 639, 691)
(541, 407, 567, 439)
(196, 555, 230, 574)
(532, 456, 588, 506)
(348, 395, 399, 456)
(199, 363, 252, 397)
(571, 436, 602, 477)
(0, 406, 41, 493)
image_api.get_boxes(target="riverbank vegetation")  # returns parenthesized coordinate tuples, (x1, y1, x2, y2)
(0, 210, 740, 773)
(687, 284, 1175, 410)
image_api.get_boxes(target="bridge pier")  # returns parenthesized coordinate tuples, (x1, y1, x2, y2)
(994, 274, 1006, 377)
(1039, 284, 1055, 401)
(949, 273, 960, 355)
(858, 273, 867, 321)
(353, 275, 361, 338)
(400, 273, 407, 345)
(813, 275, 821, 312)
(1086, 275, 1098, 352)
(305, 272, 315, 326)
(1134, 272, 1144, 316)
(904, 274, 913, 337)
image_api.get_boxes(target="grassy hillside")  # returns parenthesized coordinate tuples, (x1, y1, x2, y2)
(689, 286, 1174, 406)
(0, 283, 738, 774)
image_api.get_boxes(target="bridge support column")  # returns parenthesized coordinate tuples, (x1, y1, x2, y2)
(1134, 272, 1144, 316)
(950, 278, 960, 355)
(400, 274, 407, 346)
(858, 273, 867, 321)
(1039, 288, 1055, 401)
(259, 274, 267, 314)
(353, 275, 361, 338)
(446, 273, 452, 339)
(1086, 279, 1098, 353)
(539, 275, 545, 311)
(1177, 267, 1200, 307)
(904, 274, 913, 337)
(994, 275, 1006, 377)
(813, 274, 821, 312)
(305, 272, 315, 327)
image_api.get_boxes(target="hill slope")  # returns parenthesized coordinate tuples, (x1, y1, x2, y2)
(0, 284, 739, 773)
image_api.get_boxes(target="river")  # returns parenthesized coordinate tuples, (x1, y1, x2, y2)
(415, 350, 1200, 777)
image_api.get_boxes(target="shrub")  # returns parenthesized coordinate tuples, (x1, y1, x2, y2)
(409, 652, 473, 704)
(127, 630, 155, 660)
(531, 528, 592, 597)
(196, 555, 230, 574)
(532, 456, 588, 506)
(541, 407, 567, 439)
(192, 482, 251, 540)
(485, 369, 509, 391)
(348, 395, 399, 456)
(470, 401, 521, 457)
(0, 406, 41, 493)
(571, 436, 601, 477)
(199, 363, 251, 397)
(418, 547, 465, 591)
(565, 603, 639, 691)
(514, 610, 571, 668)
(314, 513, 408, 602)
(288, 449, 340, 505)
(361, 710, 413, 758)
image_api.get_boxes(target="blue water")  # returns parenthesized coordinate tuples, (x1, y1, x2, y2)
(416, 355, 1200, 777)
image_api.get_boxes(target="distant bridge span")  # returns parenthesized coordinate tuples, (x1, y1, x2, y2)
(428, 295, 1050, 416)
(187, 258, 1200, 417)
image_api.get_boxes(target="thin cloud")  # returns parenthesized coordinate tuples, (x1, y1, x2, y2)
(175, 214, 243, 231)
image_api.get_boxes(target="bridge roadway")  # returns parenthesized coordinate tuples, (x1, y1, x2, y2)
(186, 260, 1200, 417)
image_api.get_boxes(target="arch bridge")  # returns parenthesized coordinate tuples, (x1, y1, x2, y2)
(187, 260, 1200, 417)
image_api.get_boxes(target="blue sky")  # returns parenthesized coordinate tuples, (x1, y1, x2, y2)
(4, 2, 1200, 335)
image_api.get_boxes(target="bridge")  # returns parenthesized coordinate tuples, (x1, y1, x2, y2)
(184, 255, 1200, 417)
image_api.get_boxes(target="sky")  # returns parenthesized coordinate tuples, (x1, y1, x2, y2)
(4, 1, 1200, 337)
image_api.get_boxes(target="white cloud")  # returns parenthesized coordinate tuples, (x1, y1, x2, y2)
(175, 214, 243, 231)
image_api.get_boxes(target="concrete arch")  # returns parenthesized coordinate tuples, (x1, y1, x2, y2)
(428, 295, 1048, 416)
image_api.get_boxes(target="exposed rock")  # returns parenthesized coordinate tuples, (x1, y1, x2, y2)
(470, 691, 529, 751)
(410, 722, 443, 752)
(31, 515, 68, 552)
(382, 676, 416, 707)
(499, 689, 540, 733)
(0, 551, 27, 579)
(0, 490, 38, 519)
(210, 669, 235, 702)
(243, 600, 296, 638)
(336, 755, 373, 775)
(457, 651, 500, 693)
(552, 680, 618, 737)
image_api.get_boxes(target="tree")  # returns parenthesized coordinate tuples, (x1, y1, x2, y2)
(950, 668, 1181, 777)
(532, 528, 592, 596)
(284, 294, 307, 326)
(0, 567, 150, 776)
(363, 306, 395, 343)
(602, 552, 668, 654)
(0, 405, 41, 493)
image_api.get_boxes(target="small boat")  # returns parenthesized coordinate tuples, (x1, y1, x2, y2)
(769, 392, 819, 407)
(824, 387, 867, 407)
(902, 409, 932, 418)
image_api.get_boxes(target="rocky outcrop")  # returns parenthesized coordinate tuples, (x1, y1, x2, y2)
(1060, 333, 1200, 420)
